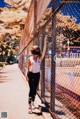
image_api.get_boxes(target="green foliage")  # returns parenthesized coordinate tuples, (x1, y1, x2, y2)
(0, 35, 19, 62)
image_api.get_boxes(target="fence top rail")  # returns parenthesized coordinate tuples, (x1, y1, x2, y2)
(61, 0, 80, 3)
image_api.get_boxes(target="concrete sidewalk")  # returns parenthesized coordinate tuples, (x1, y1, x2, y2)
(0, 64, 44, 119)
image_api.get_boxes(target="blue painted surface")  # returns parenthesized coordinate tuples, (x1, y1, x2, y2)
(72, 49, 80, 53)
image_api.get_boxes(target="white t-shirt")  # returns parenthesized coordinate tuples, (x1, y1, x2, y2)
(28, 56, 41, 73)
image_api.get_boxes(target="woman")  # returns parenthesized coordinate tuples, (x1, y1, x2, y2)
(27, 35, 47, 113)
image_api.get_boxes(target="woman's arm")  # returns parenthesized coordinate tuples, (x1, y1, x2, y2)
(40, 35, 48, 61)
(27, 59, 31, 71)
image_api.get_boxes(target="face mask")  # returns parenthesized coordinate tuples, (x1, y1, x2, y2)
(32, 50, 40, 55)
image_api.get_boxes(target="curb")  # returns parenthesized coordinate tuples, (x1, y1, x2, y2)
(36, 95, 53, 119)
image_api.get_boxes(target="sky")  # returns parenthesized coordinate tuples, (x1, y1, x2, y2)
(0, 0, 80, 24)
(48, 1, 80, 24)
(0, 0, 10, 7)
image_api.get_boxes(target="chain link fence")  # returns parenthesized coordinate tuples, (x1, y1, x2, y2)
(19, 0, 80, 118)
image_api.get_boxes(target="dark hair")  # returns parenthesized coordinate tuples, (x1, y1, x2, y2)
(31, 46, 41, 57)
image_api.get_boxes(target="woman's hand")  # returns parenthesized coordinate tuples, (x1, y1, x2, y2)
(40, 35, 48, 61)
(45, 34, 48, 40)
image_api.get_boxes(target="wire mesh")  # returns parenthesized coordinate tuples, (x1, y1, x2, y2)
(37, 0, 80, 118)
(19, 0, 80, 118)
(55, 1, 80, 119)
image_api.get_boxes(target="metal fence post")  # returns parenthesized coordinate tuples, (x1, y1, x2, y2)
(41, 56, 45, 99)
(41, 30, 46, 100)
(33, 0, 37, 45)
(50, 0, 56, 112)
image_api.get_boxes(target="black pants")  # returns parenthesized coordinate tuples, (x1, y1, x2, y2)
(27, 71, 40, 104)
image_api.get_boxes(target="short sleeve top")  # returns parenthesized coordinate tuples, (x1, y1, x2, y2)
(28, 56, 41, 73)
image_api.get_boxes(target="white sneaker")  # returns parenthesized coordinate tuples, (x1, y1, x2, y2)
(32, 101, 35, 110)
